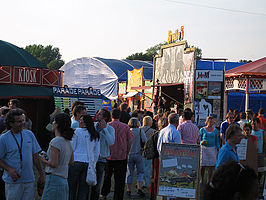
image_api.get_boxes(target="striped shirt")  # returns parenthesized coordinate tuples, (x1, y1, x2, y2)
(178, 120, 200, 144)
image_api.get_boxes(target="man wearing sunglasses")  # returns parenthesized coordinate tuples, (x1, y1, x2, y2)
(220, 112, 240, 146)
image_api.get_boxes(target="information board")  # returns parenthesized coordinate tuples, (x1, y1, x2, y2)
(53, 87, 103, 117)
(194, 70, 224, 128)
(158, 143, 200, 199)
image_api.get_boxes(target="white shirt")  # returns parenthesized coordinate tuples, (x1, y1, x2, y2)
(72, 128, 100, 163)
(157, 124, 181, 154)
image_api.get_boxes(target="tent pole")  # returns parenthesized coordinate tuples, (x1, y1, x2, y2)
(245, 77, 249, 111)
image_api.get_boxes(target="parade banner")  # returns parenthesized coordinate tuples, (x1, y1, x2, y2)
(52, 87, 102, 116)
(127, 67, 143, 92)
(158, 143, 200, 199)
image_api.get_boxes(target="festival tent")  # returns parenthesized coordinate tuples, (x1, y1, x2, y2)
(60, 57, 153, 99)
(225, 57, 266, 113)
(0, 40, 63, 147)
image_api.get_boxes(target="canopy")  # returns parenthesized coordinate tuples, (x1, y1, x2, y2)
(60, 57, 153, 99)
(0, 85, 53, 98)
(226, 57, 266, 77)
(0, 40, 46, 68)
(225, 57, 266, 112)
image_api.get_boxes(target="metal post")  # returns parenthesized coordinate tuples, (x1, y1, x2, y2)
(245, 78, 249, 111)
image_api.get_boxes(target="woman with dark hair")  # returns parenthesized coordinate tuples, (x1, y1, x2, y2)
(41, 113, 74, 200)
(202, 162, 258, 200)
(126, 117, 147, 197)
(68, 114, 100, 200)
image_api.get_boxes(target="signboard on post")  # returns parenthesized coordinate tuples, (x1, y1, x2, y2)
(52, 87, 102, 117)
(194, 70, 224, 127)
(158, 143, 200, 199)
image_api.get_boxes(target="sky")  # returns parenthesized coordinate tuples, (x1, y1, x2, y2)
(1, 0, 266, 64)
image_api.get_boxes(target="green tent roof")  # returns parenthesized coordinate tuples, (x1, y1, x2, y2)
(0, 85, 53, 98)
(0, 40, 46, 68)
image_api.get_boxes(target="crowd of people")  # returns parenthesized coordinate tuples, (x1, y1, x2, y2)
(0, 98, 265, 200)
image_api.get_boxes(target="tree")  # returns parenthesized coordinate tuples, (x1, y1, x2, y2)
(24, 44, 65, 70)
(239, 59, 252, 63)
(126, 42, 202, 61)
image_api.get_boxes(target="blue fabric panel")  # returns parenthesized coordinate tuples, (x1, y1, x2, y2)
(94, 57, 134, 82)
(197, 60, 246, 71)
(122, 60, 153, 80)
(228, 92, 266, 114)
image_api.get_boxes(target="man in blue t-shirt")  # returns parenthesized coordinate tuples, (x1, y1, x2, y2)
(0, 109, 45, 200)
(220, 112, 240, 145)
(216, 124, 243, 168)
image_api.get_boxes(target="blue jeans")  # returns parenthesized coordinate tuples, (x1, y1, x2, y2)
(91, 161, 106, 200)
(68, 161, 89, 200)
(126, 153, 144, 184)
(143, 158, 152, 187)
(42, 174, 68, 200)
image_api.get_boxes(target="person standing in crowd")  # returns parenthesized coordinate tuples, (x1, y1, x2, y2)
(238, 112, 248, 130)
(8, 99, 20, 109)
(91, 109, 115, 200)
(68, 114, 100, 200)
(125, 117, 147, 197)
(216, 124, 243, 168)
(203, 162, 258, 200)
(150, 117, 168, 200)
(0, 109, 45, 200)
(157, 113, 181, 154)
(257, 108, 266, 132)
(144, 111, 157, 130)
(178, 110, 200, 144)
(233, 109, 240, 122)
(246, 109, 254, 123)
(158, 96, 166, 111)
(41, 113, 74, 200)
(220, 112, 239, 145)
(119, 103, 131, 124)
(0, 107, 9, 134)
(71, 105, 87, 129)
(140, 116, 155, 189)
(101, 109, 134, 200)
(22, 111, 32, 130)
(241, 123, 258, 174)
(251, 118, 265, 184)
(154, 108, 163, 122)
(200, 116, 219, 184)
(70, 101, 85, 114)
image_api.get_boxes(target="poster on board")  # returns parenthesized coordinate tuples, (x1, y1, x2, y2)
(208, 82, 222, 99)
(195, 82, 208, 99)
(158, 143, 200, 199)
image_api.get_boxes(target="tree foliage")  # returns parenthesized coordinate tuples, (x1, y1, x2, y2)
(24, 44, 65, 70)
(126, 42, 202, 61)
(239, 59, 252, 63)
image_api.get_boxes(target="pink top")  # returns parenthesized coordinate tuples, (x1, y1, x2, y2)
(178, 120, 200, 144)
(107, 119, 134, 160)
